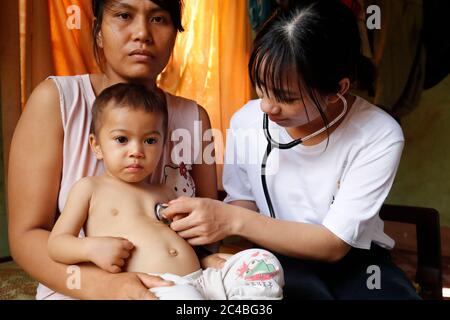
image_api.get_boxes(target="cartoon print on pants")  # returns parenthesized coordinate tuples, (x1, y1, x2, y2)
(164, 162, 196, 197)
(236, 251, 280, 281)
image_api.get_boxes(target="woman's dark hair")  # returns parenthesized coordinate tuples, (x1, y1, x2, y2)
(250, 0, 374, 126)
(91, 83, 168, 137)
(92, 0, 184, 68)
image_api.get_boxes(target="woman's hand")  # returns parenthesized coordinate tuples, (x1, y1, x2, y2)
(162, 197, 238, 245)
(106, 272, 174, 300)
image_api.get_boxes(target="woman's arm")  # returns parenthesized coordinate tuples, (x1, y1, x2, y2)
(190, 105, 218, 200)
(228, 204, 351, 262)
(8, 79, 170, 299)
(164, 198, 350, 262)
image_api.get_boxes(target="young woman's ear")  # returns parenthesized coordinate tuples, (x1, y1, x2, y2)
(89, 134, 104, 160)
(96, 30, 104, 48)
(327, 78, 351, 104)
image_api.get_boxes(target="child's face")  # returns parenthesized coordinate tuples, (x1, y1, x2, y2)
(90, 104, 165, 183)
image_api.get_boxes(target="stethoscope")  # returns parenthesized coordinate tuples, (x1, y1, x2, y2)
(261, 93, 348, 219)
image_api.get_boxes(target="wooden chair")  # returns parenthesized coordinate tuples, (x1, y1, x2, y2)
(380, 204, 443, 300)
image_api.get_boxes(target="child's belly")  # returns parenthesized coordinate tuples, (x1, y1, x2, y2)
(87, 217, 201, 276)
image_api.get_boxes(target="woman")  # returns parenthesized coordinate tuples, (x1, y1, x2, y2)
(163, 0, 421, 299)
(8, 0, 217, 300)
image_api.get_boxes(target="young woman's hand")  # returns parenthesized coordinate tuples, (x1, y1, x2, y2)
(200, 253, 233, 269)
(163, 197, 238, 245)
(87, 237, 134, 273)
(106, 272, 173, 300)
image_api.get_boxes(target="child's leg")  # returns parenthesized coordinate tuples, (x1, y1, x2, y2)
(200, 249, 284, 300)
(149, 271, 205, 300)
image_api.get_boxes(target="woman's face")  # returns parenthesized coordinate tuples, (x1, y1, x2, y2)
(98, 0, 177, 82)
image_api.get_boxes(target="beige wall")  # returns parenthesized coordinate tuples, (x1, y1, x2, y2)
(387, 75, 450, 227)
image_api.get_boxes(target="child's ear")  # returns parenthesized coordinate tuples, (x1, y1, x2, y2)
(89, 134, 103, 160)
(327, 78, 350, 104)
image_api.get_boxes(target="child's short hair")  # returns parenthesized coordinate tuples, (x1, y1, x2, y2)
(91, 83, 168, 136)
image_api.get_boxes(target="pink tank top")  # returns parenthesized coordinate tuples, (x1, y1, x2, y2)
(36, 74, 200, 300)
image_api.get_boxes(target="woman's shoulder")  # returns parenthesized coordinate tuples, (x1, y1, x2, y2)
(164, 91, 200, 128)
(42, 75, 95, 127)
(22, 78, 62, 117)
(165, 91, 198, 110)
(47, 74, 87, 85)
(47, 74, 93, 95)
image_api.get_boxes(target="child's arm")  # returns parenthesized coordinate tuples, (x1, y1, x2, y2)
(48, 178, 134, 273)
(47, 178, 94, 264)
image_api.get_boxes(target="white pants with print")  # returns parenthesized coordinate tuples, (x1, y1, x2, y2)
(150, 249, 284, 300)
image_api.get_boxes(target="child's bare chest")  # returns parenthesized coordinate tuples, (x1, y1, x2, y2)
(85, 184, 169, 235)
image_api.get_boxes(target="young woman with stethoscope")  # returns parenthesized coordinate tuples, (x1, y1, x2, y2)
(163, 0, 420, 299)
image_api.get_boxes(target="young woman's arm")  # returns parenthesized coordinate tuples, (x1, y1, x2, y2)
(228, 204, 351, 262)
(190, 105, 218, 200)
(225, 202, 349, 262)
(8, 79, 170, 299)
(164, 198, 350, 262)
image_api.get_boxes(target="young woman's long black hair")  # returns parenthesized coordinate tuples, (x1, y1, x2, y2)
(249, 0, 373, 128)
(91, 0, 184, 69)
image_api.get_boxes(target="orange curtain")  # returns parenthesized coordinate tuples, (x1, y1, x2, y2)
(159, 0, 222, 129)
(158, 0, 253, 177)
(158, 0, 253, 138)
(218, 0, 253, 140)
(20, 0, 55, 108)
(48, 0, 100, 75)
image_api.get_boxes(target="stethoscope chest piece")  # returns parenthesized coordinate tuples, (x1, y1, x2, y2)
(154, 203, 171, 225)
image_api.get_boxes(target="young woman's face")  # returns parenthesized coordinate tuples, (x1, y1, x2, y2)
(91, 106, 165, 183)
(98, 0, 177, 82)
(256, 80, 326, 129)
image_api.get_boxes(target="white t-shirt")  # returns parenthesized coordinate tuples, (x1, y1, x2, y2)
(222, 96, 404, 250)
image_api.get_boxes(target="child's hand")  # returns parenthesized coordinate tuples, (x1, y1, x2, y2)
(200, 253, 232, 269)
(87, 237, 134, 273)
